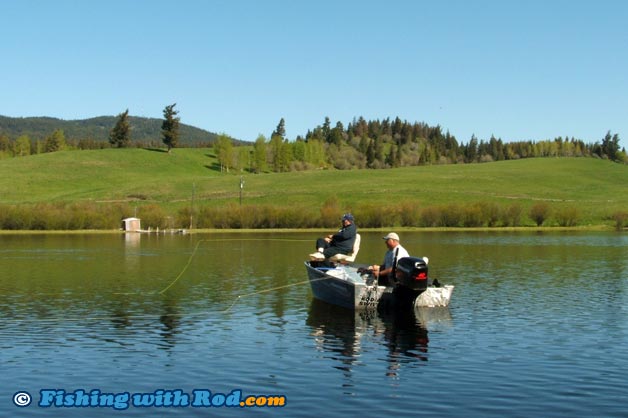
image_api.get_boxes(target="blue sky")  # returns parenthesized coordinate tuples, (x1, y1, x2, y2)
(1, 0, 627, 150)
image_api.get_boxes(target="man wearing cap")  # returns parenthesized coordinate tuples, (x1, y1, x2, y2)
(368, 232, 410, 285)
(311, 213, 357, 260)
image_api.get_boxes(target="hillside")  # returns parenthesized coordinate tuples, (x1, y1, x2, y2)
(0, 149, 626, 230)
(0, 115, 228, 146)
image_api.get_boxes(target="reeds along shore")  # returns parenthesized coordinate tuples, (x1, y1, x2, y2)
(0, 201, 625, 231)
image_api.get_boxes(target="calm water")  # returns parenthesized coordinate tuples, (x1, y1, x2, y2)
(1, 231, 627, 417)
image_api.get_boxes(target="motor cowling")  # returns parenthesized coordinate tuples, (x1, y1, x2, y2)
(395, 257, 429, 291)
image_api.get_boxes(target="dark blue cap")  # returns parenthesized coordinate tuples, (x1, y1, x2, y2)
(342, 213, 354, 222)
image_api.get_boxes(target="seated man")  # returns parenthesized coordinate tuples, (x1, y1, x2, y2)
(368, 232, 409, 285)
(310, 213, 357, 260)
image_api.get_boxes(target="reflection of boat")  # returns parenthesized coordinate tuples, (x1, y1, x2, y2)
(306, 299, 447, 377)
(305, 257, 454, 310)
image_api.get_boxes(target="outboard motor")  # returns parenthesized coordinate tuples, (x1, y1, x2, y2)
(395, 257, 429, 291)
(390, 257, 429, 308)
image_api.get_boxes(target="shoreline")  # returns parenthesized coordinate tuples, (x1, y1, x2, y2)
(0, 225, 620, 235)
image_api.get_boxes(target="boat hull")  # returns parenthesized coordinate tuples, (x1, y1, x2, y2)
(305, 261, 453, 310)
(305, 262, 388, 309)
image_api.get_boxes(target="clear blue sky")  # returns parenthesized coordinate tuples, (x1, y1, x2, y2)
(1, 0, 627, 150)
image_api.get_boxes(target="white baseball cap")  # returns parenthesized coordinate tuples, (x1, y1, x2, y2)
(383, 232, 400, 241)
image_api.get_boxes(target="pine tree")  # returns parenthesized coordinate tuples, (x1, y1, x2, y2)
(272, 118, 286, 139)
(601, 131, 620, 161)
(161, 103, 180, 152)
(44, 129, 66, 153)
(109, 109, 131, 148)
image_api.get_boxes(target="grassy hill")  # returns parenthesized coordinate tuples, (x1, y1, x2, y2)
(0, 115, 227, 145)
(0, 149, 627, 229)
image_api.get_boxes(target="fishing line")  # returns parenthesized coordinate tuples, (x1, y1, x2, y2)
(158, 237, 310, 295)
(7, 237, 328, 324)
(221, 277, 333, 313)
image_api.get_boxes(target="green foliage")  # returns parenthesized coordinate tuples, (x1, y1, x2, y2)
(319, 196, 341, 228)
(161, 103, 180, 152)
(214, 133, 234, 172)
(252, 135, 268, 173)
(554, 206, 580, 227)
(138, 204, 168, 229)
(109, 109, 131, 148)
(611, 211, 628, 231)
(0, 202, 130, 230)
(272, 118, 286, 139)
(502, 203, 523, 227)
(398, 201, 421, 227)
(44, 129, 66, 152)
(529, 202, 551, 226)
(14, 135, 32, 156)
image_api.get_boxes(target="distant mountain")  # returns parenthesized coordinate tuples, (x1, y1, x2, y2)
(0, 115, 237, 145)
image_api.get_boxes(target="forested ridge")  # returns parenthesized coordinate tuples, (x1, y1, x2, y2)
(0, 115, 219, 148)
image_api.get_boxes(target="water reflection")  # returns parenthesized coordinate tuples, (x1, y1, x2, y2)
(306, 299, 453, 378)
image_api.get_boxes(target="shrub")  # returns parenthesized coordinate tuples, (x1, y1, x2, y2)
(529, 202, 551, 226)
(611, 211, 628, 231)
(398, 201, 421, 227)
(440, 204, 463, 227)
(353, 205, 390, 228)
(320, 196, 341, 228)
(419, 206, 440, 227)
(138, 204, 168, 229)
(478, 201, 501, 227)
(502, 203, 523, 227)
(462, 203, 485, 227)
(555, 206, 580, 227)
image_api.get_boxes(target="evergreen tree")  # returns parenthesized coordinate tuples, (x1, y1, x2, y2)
(322, 117, 331, 143)
(601, 130, 620, 161)
(329, 121, 344, 146)
(272, 118, 286, 139)
(0, 134, 10, 154)
(161, 103, 180, 152)
(109, 109, 131, 148)
(44, 129, 66, 153)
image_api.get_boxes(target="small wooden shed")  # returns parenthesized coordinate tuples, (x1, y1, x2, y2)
(122, 217, 141, 232)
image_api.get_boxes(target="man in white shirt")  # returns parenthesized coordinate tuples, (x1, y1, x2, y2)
(368, 232, 409, 285)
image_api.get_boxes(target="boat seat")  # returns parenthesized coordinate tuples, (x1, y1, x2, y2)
(329, 234, 361, 264)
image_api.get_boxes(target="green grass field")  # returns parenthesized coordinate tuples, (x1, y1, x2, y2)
(1, 148, 627, 228)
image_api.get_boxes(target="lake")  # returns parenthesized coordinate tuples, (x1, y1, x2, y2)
(1, 231, 627, 417)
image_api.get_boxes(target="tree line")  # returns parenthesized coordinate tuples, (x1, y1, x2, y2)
(214, 117, 627, 173)
(1, 110, 626, 169)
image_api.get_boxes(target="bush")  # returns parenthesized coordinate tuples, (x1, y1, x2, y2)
(138, 204, 168, 229)
(320, 196, 341, 228)
(462, 203, 485, 227)
(440, 204, 463, 227)
(611, 211, 627, 231)
(529, 202, 551, 226)
(398, 201, 421, 227)
(353, 205, 390, 228)
(502, 203, 523, 227)
(555, 206, 580, 227)
(419, 206, 440, 227)
(478, 201, 501, 227)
